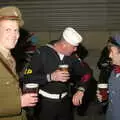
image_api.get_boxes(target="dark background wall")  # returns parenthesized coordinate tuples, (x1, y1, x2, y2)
(0, 0, 120, 32)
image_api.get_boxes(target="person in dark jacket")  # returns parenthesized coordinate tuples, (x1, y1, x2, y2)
(97, 45, 112, 83)
(97, 40, 112, 114)
(73, 44, 97, 116)
(97, 35, 120, 120)
(23, 27, 92, 120)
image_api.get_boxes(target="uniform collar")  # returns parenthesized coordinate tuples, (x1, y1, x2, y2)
(0, 45, 11, 59)
(46, 44, 64, 60)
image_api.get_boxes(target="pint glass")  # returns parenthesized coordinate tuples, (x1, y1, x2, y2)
(97, 83, 108, 101)
(58, 64, 69, 72)
(23, 83, 39, 94)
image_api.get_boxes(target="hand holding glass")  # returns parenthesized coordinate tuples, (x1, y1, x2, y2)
(58, 64, 69, 72)
(97, 83, 108, 102)
(23, 83, 39, 94)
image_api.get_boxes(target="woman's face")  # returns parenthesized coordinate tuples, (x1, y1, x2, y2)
(0, 19, 19, 50)
(109, 46, 120, 65)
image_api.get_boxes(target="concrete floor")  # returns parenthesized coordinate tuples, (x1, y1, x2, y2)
(74, 102, 105, 120)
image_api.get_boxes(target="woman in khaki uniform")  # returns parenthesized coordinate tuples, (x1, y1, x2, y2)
(0, 6, 38, 120)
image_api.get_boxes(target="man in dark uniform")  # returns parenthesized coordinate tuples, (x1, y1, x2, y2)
(24, 27, 91, 120)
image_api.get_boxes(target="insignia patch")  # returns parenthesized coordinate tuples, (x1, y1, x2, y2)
(24, 68, 32, 75)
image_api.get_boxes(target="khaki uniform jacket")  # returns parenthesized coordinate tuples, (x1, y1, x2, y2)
(0, 53, 26, 120)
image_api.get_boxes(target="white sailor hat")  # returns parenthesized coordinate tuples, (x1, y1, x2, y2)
(63, 27, 83, 46)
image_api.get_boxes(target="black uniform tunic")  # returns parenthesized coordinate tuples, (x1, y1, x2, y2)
(24, 45, 91, 93)
(23, 44, 91, 120)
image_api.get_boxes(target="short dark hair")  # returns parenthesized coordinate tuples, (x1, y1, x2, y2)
(107, 42, 120, 53)
(108, 36, 120, 48)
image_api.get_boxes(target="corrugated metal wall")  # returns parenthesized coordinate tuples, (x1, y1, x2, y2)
(0, 0, 120, 32)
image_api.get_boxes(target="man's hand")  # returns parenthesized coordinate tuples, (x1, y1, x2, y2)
(72, 91, 84, 106)
(21, 93, 38, 107)
(51, 70, 70, 82)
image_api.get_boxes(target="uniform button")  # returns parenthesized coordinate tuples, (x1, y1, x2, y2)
(6, 81, 10, 85)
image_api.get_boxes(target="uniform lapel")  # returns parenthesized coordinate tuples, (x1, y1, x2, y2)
(0, 53, 18, 80)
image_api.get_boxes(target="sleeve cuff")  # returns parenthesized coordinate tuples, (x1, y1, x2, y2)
(47, 74, 51, 82)
(77, 87, 85, 92)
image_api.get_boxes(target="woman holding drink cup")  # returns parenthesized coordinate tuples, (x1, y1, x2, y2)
(0, 6, 38, 120)
(97, 35, 120, 120)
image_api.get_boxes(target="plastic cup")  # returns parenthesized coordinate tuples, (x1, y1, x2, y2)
(58, 64, 69, 72)
(97, 83, 108, 101)
(23, 83, 39, 94)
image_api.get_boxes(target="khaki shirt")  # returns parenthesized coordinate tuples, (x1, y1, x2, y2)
(0, 45, 16, 73)
(0, 46, 26, 120)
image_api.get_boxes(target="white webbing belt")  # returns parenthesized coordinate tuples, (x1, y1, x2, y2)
(39, 89, 68, 99)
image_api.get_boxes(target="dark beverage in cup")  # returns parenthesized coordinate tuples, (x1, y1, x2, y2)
(23, 83, 39, 94)
(58, 64, 69, 72)
(23, 83, 39, 118)
(97, 83, 108, 101)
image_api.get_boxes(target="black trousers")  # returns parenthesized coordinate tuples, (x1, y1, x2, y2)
(77, 77, 97, 115)
(38, 97, 73, 120)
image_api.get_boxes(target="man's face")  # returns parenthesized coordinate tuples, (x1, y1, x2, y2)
(109, 46, 120, 65)
(0, 20, 19, 50)
(62, 42, 77, 56)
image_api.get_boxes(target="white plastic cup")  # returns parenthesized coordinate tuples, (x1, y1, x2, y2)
(23, 83, 39, 93)
(97, 83, 108, 101)
(58, 64, 69, 72)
